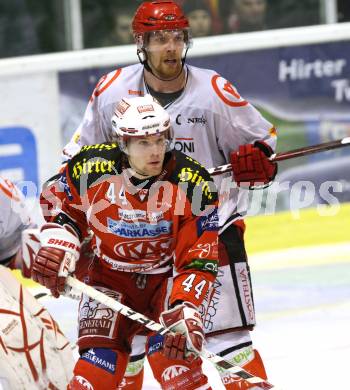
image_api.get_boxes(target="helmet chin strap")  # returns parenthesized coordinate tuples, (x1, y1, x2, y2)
(133, 169, 152, 178)
(137, 48, 189, 83)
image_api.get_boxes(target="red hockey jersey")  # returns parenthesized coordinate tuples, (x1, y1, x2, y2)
(53, 143, 219, 307)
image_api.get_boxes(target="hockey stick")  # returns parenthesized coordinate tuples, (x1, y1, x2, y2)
(208, 137, 350, 176)
(65, 276, 274, 389)
(34, 289, 81, 301)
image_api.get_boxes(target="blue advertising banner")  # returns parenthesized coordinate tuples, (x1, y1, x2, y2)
(0, 126, 38, 188)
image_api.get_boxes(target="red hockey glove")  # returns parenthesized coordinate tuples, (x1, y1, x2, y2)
(160, 302, 204, 361)
(230, 140, 277, 188)
(32, 224, 80, 298)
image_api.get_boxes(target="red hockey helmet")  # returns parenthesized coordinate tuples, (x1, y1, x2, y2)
(132, 1, 189, 34)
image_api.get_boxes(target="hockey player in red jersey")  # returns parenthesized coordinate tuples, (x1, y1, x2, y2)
(32, 95, 219, 389)
(61, 2, 277, 388)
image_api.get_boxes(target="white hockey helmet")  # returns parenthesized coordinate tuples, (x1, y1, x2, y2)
(111, 94, 174, 154)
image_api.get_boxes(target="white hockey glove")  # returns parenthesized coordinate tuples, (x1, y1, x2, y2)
(18, 228, 41, 278)
(160, 301, 205, 361)
(32, 224, 80, 297)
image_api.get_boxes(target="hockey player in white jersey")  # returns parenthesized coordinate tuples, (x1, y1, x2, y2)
(0, 176, 74, 389)
(61, 1, 277, 389)
(0, 176, 33, 272)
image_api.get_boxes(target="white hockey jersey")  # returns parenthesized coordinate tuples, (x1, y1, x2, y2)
(0, 177, 32, 263)
(63, 63, 277, 228)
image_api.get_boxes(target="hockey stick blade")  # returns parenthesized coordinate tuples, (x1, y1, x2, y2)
(208, 137, 350, 176)
(65, 276, 274, 389)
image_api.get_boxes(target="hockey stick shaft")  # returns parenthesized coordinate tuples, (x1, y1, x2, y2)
(65, 276, 273, 389)
(208, 137, 350, 176)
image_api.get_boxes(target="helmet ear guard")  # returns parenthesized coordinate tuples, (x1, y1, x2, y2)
(136, 48, 147, 66)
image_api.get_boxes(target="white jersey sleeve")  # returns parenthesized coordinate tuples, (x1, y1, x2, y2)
(0, 177, 33, 262)
(166, 66, 277, 227)
(209, 74, 277, 160)
(62, 64, 146, 161)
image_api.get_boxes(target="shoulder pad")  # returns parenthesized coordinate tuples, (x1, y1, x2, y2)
(211, 75, 248, 107)
(170, 151, 217, 206)
(67, 143, 121, 193)
(90, 69, 123, 101)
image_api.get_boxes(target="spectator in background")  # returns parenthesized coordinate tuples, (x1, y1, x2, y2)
(84, 2, 136, 48)
(177, 0, 222, 34)
(183, 0, 213, 37)
(227, 0, 267, 33)
(0, 0, 39, 58)
(106, 5, 135, 45)
(338, 0, 350, 22)
(266, 0, 319, 29)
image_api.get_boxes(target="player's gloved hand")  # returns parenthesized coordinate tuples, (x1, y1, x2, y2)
(230, 140, 277, 188)
(160, 301, 204, 361)
(15, 228, 41, 278)
(32, 224, 80, 298)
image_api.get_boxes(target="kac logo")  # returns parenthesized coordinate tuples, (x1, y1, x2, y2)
(0, 126, 38, 188)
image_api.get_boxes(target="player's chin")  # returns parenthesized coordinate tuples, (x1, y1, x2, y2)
(146, 165, 162, 176)
(160, 64, 181, 79)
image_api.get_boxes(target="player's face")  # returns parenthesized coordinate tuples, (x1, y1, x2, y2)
(237, 0, 266, 25)
(127, 134, 167, 177)
(188, 10, 212, 37)
(146, 30, 186, 80)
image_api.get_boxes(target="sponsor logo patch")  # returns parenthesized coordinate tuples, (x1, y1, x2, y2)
(128, 89, 143, 96)
(81, 348, 117, 374)
(71, 157, 117, 180)
(185, 258, 218, 275)
(113, 237, 172, 261)
(74, 376, 94, 389)
(118, 209, 164, 222)
(174, 114, 207, 126)
(174, 137, 195, 153)
(107, 218, 172, 238)
(47, 238, 79, 251)
(147, 334, 164, 355)
(80, 143, 118, 153)
(187, 115, 207, 125)
(177, 164, 214, 201)
(115, 99, 130, 115)
(79, 288, 120, 338)
(161, 365, 189, 382)
(137, 104, 154, 113)
(59, 171, 73, 200)
(196, 209, 219, 236)
(238, 266, 255, 322)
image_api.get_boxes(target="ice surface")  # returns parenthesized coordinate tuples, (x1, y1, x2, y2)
(35, 244, 350, 389)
